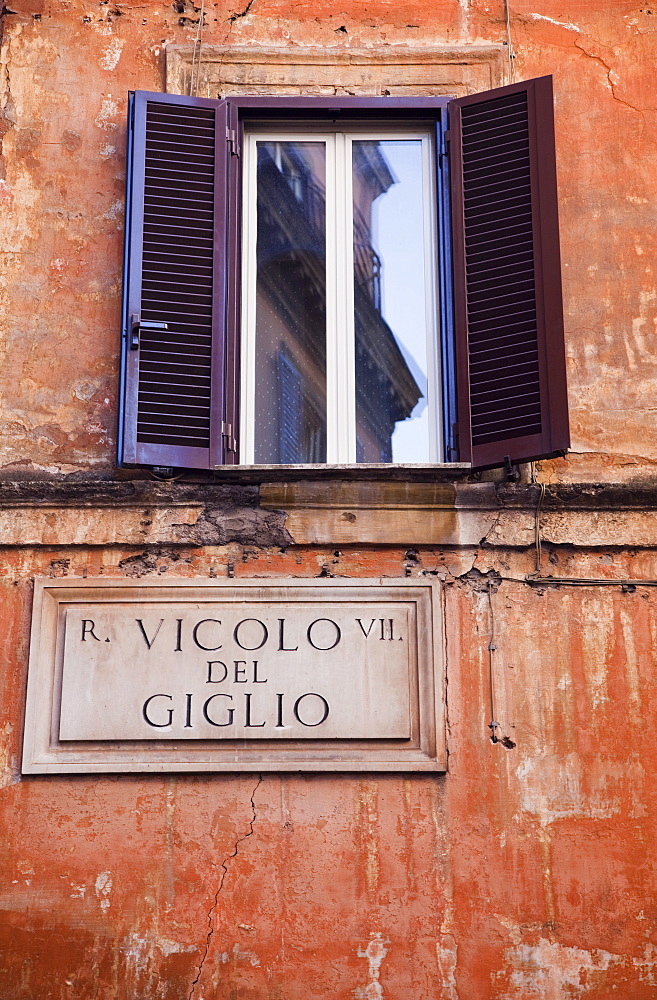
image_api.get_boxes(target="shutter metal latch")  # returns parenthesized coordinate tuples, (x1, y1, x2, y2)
(129, 314, 168, 350)
(226, 128, 239, 156)
(222, 421, 237, 453)
(504, 456, 520, 482)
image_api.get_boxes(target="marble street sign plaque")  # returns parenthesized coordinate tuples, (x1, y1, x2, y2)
(59, 605, 412, 741)
(22, 579, 445, 773)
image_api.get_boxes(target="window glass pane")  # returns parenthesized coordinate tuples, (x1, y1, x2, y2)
(253, 141, 327, 464)
(352, 139, 431, 463)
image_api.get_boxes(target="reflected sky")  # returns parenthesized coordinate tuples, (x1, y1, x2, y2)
(369, 140, 430, 463)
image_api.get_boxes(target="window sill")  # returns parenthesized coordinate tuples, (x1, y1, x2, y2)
(212, 463, 471, 484)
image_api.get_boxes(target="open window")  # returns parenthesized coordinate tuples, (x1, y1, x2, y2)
(119, 80, 569, 472)
(241, 125, 440, 464)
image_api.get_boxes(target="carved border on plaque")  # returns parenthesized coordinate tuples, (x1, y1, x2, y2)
(166, 44, 509, 99)
(22, 578, 445, 774)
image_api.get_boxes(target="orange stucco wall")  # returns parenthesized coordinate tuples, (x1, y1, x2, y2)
(3, 542, 657, 996)
(1, 1, 657, 997)
(1, 0, 656, 479)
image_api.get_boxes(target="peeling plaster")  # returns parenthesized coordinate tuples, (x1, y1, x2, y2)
(525, 12, 580, 32)
(102, 197, 123, 222)
(124, 932, 151, 976)
(630, 289, 657, 364)
(580, 597, 610, 709)
(495, 937, 657, 998)
(72, 381, 99, 401)
(100, 38, 124, 69)
(435, 936, 458, 1000)
(122, 932, 196, 977)
(619, 606, 641, 712)
(0, 738, 20, 789)
(94, 95, 119, 130)
(218, 942, 261, 966)
(355, 932, 389, 1000)
(94, 870, 112, 913)
(515, 754, 625, 823)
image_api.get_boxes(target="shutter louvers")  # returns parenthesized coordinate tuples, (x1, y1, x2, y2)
(120, 92, 229, 470)
(449, 76, 569, 468)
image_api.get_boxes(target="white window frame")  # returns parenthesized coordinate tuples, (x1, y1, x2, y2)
(240, 123, 442, 465)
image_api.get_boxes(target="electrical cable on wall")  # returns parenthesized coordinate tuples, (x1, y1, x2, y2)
(525, 483, 657, 588)
(534, 481, 546, 575)
(483, 482, 657, 749)
(189, 0, 206, 97)
(486, 579, 516, 749)
(504, 0, 515, 84)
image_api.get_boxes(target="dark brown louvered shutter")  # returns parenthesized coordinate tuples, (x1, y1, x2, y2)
(448, 76, 569, 468)
(119, 91, 229, 469)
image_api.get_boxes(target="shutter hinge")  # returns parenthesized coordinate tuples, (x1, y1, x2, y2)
(439, 128, 450, 166)
(226, 128, 240, 156)
(448, 422, 459, 462)
(222, 421, 237, 453)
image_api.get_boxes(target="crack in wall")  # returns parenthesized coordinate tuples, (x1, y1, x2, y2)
(187, 774, 263, 1000)
(472, 509, 505, 573)
(228, 0, 255, 23)
(574, 39, 653, 114)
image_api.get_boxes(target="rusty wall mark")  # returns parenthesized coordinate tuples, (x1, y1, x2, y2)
(355, 780, 380, 903)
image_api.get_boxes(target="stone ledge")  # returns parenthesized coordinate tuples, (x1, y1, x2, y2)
(0, 481, 657, 547)
(261, 481, 657, 512)
(165, 43, 508, 99)
(260, 482, 657, 547)
(0, 488, 656, 549)
(1, 479, 657, 511)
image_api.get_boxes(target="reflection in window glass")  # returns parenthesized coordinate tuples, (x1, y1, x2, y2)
(254, 141, 327, 464)
(353, 140, 430, 463)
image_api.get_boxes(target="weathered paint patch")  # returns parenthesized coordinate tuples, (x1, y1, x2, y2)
(356, 933, 389, 1000)
(94, 870, 112, 913)
(516, 754, 624, 823)
(494, 937, 657, 998)
(100, 38, 124, 70)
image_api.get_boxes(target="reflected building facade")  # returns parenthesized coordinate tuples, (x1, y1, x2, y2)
(253, 139, 423, 464)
